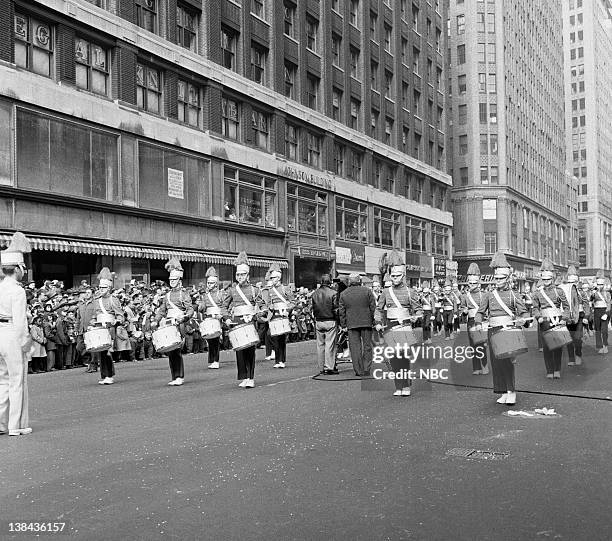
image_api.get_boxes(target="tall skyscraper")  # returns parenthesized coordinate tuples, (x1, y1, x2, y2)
(448, 0, 577, 286)
(563, 0, 612, 276)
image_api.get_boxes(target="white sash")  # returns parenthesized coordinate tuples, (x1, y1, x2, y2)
(492, 290, 514, 318)
(207, 291, 219, 310)
(166, 292, 182, 312)
(98, 298, 109, 314)
(388, 287, 404, 309)
(467, 292, 479, 310)
(540, 290, 558, 309)
(272, 286, 288, 304)
(236, 285, 254, 308)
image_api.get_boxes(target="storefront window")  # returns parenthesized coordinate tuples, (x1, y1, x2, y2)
(287, 184, 328, 239)
(374, 208, 401, 248)
(432, 224, 449, 256)
(406, 217, 427, 253)
(336, 197, 368, 243)
(224, 167, 277, 228)
(16, 109, 119, 201)
(14, 13, 54, 78)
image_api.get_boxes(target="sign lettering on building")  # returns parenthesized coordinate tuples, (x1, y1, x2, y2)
(279, 164, 335, 191)
(335, 241, 366, 272)
(167, 168, 184, 199)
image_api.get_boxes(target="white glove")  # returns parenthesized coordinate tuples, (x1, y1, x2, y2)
(375, 324, 383, 332)
(430, 315, 435, 320)
(602, 314, 608, 321)
(583, 318, 589, 325)
(537, 317, 544, 324)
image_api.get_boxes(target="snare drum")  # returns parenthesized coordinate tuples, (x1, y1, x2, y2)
(272, 302, 289, 316)
(542, 324, 573, 351)
(199, 317, 222, 339)
(152, 325, 183, 353)
(228, 323, 260, 351)
(386, 307, 411, 323)
(206, 306, 221, 318)
(489, 327, 528, 359)
(269, 317, 291, 337)
(84, 327, 113, 352)
(383, 325, 422, 348)
(167, 308, 185, 321)
(468, 322, 489, 346)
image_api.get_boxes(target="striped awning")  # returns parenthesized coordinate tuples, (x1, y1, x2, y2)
(0, 234, 287, 268)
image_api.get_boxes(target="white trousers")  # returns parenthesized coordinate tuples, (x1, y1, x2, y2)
(0, 327, 29, 431)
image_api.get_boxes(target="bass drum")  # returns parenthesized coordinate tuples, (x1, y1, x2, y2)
(558, 283, 580, 325)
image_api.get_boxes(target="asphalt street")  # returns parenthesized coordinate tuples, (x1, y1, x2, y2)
(1, 328, 611, 541)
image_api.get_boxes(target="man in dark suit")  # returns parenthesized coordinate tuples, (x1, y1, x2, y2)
(339, 273, 376, 376)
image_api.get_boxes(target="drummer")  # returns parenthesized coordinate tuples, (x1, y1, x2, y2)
(451, 281, 462, 335)
(565, 265, 588, 367)
(262, 262, 294, 369)
(432, 281, 443, 336)
(89, 268, 125, 385)
(441, 281, 457, 340)
(197, 266, 224, 369)
(222, 252, 263, 388)
(460, 263, 489, 375)
(420, 281, 434, 345)
(591, 270, 611, 355)
(155, 258, 194, 386)
(374, 250, 423, 397)
(531, 258, 570, 379)
(474, 252, 529, 405)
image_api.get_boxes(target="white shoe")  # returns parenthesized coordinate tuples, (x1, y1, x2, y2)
(278, 362, 285, 368)
(265, 355, 274, 361)
(538, 348, 543, 352)
(103, 377, 114, 385)
(496, 393, 508, 404)
(604, 346, 609, 354)
(546, 374, 554, 379)
(401, 387, 411, 396)
(481, 365, 489, 375)
(208, 362, 220, 369)
(168, 379, 178, 386)
(245, 379, 255, 388)
(98, 379, 106, 385)
(9, 427, 33, 436)
(598, 348, 605, 355)
(473, 370, 482, 375)
(238, 379, 248, 387)
(505, 392, 516, 405)
(174, 377, 184, 386)
(575, 356, 582, 365)
(393, 390, 403, 396)
(273, 362, 283, 368)
(567, 361, 575, 366)
(553, 371, 560, 379)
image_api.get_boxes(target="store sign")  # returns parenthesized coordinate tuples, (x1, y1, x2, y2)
(167, 168, 184, 199)
(403, 251, 433, 277)
(365, 246, 405, 275)
(335, 241, 365, 272)
(446, 259, 458, 280)
(279, 163, 335, 191)
(295, 246, 332, 260)
(434, 257, 446, 280)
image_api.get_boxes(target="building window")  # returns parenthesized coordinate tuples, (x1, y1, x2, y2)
(221, 28, 237, 71)
(332, 88, 342, 121)
(371, 60, 379, 90)
(457, 44, 466, 65)
(285, 124, 299, 160)
(14, 13, 54, 78)
(251, 110, 269, 150)
(306, 132, 321, 168)
(484, 232, 497, 253)
(412, 48, 420, 74)
(480, 133, 488, 154)
(402, 82, 410, 109)
(178, 80, 200, 127)
(287, 184, 328, 238)
(350, 48, 360, 79)
(413, 90, 420, 116)
(349, 0, 359, 27)
(384, 24, 392, 53)
(250, 45, 267, 84)
(336, 198, 368, 242)
(459, 104, 467, 125)
(350, 99, 360, 129)
(176, 4, 197, 52)
(406, 218, 427, 253)
(370, 11, 378, 41)
(459, 135, 468, 155)
(75, 38, 108, 96)
(370, 110, 378, 138)
(432, 225, 449, 256)
(411, 176, 423, 203)
(457, 15, 465, 34)
(480, 166, 489, 184)
(136, 63, 162, 114)
(307, 18, 319, 52)
(479, 103, 487, 123)
(284, 2, 296, 38)
(306, 74, 319, 110)
(224, 167, 276, 227)
(384, 71, 393, 99)
(136, 0, 157, 33)
(460, 167, 468, 186)
(488, 74, 496, 93)
(384, 166, 395, 192)
(412, 5, 419, 32)
(490, 134, 498, 154)
(349, 150, 362, 181)
(333, 142, 344, 176)
(331, 34, 341, 66)
(384, 118, 393, 145)
(374, 208, 401, 248)
(458, 74, 467, 94)
(478, 73, 486, 92)
(284, 62, 296, 99)
(251, 0, 265, 19)
(222, 97, 240, 139)
(489, 104, 497, 123)
(332, 0, 342, 13)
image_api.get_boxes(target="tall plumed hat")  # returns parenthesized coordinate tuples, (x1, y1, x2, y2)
(1, 232, 31, 266)
(596, 269, 605, 285)
(268, 261, 282, 279)
(566, 264, 578, 284)
(234, 251, 250, 273)
(539, 257, 555, 280)
(98, 267, 114, 288)
(387, 249, 405, 274)
(490, 251, 511, 278)
(421, 280, 431, 290)
(205, 266, 218, 279)
(165, 258, 184, 280)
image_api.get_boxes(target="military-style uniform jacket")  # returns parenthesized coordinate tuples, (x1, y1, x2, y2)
(374, 284, 423, 325)
(475, 287, 529, 327)
(81, 294, 125, 328)
(155, 288, 194, 323)
(261, 284, 295, 320)
(460, 288, 486, 320)
(532, 285, 570, 322)
(0, 275, 29, 347)
(591, 288, 611, 316)
(420, 291, 435, 312)
(222, 281, 263, 323)
(198, 287, 226, 317)
(440, 291, 457, 313)
(578, 289, 591, 319)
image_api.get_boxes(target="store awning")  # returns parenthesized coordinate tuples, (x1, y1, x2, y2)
(0, 234, 287, 268)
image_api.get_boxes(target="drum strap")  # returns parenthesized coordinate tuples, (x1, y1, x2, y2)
(166, 292, 181, 312)
(207, 292, 219, 310)
(467, 292, 479, 310)
(388, 287, 404, 310)
(596, 291, 606, 304)
(98, 299, 109, 315)
(272, 286, 288, 304)
(236, 285, 253, 308)
(540, 290, 558, 309)
(492, 290, 514, 318)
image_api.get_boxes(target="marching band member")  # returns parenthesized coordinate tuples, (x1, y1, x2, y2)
(522, 283, 534, 316)
(155, 259, 194, 386)
(451, 282, 462, 335)
(262, 262, 294, 369)
(420, 281, 434, 344)
(579, 281, 593, 340)
(0, 232, 32, 436)
(474, 252, 529, 406)
(592, 270, 611, 354)
(535, 280, 544, 352)
(222, 252, 263, 388)
(432, 281, 443, 336)
(461, 263, 489, 375)
(531, 259, 569, 379)
(441, 281, 457, 340)
(565, 265, 588, 366)
(198, 266, 224, 369)
(374, 250, 423, 397)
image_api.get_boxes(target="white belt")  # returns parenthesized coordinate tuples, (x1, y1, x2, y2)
(234, 305, 255, 317)
(206, 307, 221, 316)
(443, 306, 453, 311)
(594, 302, 607, 308)
(490, 315, 513, 327)
(422, 305, 431, 310)
(434, 303, 442, 308)
(541, 308, 561, 318)
(468, 308, 478, 318)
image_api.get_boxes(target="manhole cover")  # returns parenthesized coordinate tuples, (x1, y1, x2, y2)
(446, 448, 509, 460)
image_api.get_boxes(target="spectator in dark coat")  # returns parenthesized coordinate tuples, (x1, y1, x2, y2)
(339, 273, 376, 376)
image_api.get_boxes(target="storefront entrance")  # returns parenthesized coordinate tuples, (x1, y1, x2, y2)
(294, 257, 331, 289)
